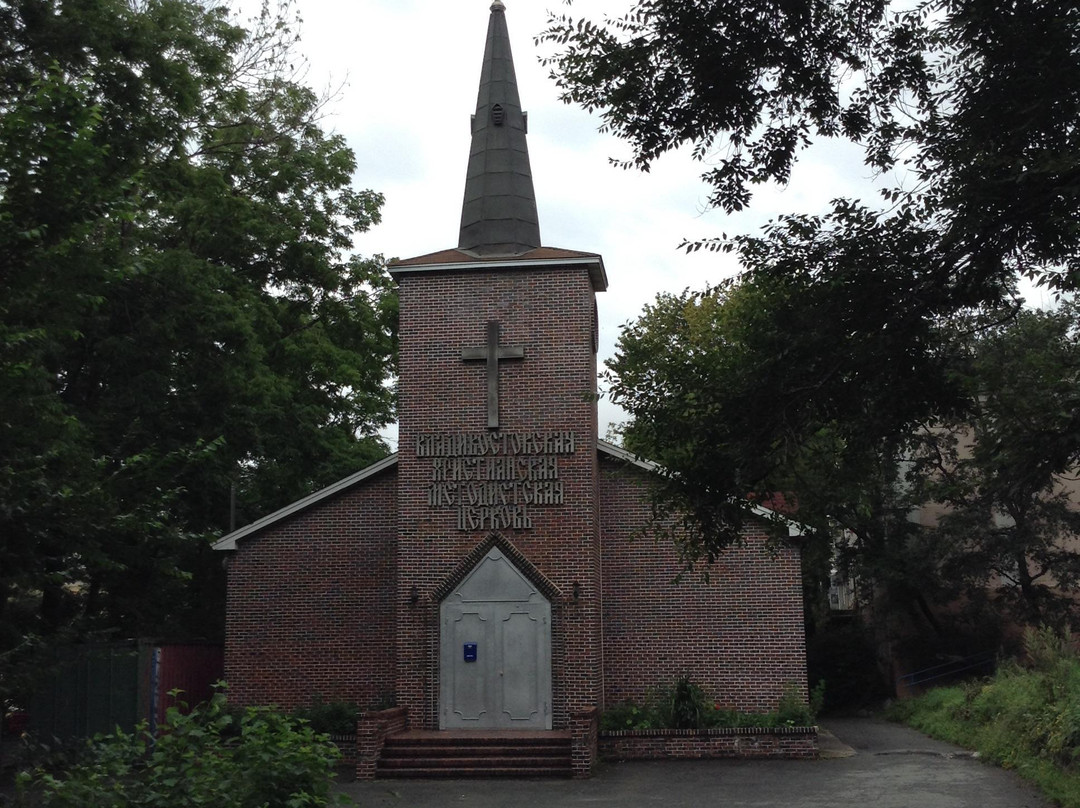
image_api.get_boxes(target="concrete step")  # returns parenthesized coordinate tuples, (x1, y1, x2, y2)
(385, 742, 569, 755)
(377, 732, 572, 779)
(381, 756, 569, 769)
(385, 749, 569, 761)
(378, 765, 572, 779)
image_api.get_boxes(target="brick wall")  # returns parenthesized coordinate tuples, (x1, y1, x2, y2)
(395, 263, 602, 729)
(599, 726, 818, 760)
(570, 708, 599, 777)
(599, 455, 808, 713)
(220, 256, 810, 750)
(356, 706, 408, 780)
(222, 469, 397, 710)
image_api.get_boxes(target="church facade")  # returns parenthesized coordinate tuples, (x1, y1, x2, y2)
(214, 1, 808, 777)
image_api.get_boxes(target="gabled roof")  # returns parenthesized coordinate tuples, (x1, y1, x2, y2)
(211, 453, 397, 551)
(597, 439, 807, 538)
(213, 442, 804, 551)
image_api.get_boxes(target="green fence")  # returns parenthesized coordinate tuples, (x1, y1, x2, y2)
(27, 642, 146, 740)
(23, 641, 225, 742)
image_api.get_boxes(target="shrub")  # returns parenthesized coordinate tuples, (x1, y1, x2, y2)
(654, 675, 710, 729)
(1024, 626, 1077, 673)
(600, 677, 820, 731)
(598, 701, 656, 731)
(293, 696, 360, 736)
(17, 691, 350, 808)
(776, 682, 817, 727)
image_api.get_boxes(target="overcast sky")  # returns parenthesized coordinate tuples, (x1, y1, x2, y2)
(240, 0, 917, 445)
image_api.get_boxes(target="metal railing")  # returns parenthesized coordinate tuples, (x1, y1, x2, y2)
(897, 650, 997, 690)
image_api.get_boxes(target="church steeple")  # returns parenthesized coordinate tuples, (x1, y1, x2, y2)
(458, 0, 541, 256)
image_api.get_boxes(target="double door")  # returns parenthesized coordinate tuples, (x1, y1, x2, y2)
(439, 548, 552, 730)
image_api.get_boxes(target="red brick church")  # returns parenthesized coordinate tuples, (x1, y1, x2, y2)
(214, 0, 809, 777)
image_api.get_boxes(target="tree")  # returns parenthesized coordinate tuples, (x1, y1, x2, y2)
(608, 265, 958, 632)
(543, 0, 1080, 561)
(608, 202, 962, 554)
(915, 307, 1080, 629)
(539, 0, 887, 213)
(611, 270, 1080, 641)
(540, 0, 1080, 298)
(0, 0, 396, 685)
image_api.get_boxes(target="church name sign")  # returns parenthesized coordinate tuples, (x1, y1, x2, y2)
(417, 431, 577, 531)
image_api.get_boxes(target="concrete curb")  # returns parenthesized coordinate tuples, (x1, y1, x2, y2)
(817, 727, 856, 759)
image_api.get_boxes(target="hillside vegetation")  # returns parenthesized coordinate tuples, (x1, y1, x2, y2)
(889, 629, 1080, 807)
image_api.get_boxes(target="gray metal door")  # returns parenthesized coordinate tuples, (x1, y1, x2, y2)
(440, 548, 552, 729)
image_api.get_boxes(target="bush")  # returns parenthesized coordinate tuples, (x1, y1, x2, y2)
(16, 691, 350, 808)
(654, 676, 710, 729)
(600, 677, 819, 731)
(293, 697, 360, 736)
(776, 682, 818, 727)
(598, 701, 656, 731)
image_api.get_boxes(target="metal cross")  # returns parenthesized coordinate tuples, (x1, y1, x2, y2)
(462, 320, 524, 430)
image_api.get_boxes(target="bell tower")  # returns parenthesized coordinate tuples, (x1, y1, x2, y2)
(388, 1, 608, 733)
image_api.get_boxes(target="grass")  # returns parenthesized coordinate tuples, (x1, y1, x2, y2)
(888, 627, 1080, 808)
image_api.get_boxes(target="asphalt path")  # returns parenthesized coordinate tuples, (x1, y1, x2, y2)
(338, 716, 1054, 808)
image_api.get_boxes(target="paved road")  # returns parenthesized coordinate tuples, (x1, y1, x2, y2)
(338, 717, 1053, 808)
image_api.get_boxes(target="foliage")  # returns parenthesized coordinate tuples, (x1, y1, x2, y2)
(887, 684, 971, 744)
(545, 0, 1080, 620)
(15, 691, 350, 808)
(606, 269, 963, 643)
(913, 307, 1080, 630)
(539, 0, 887, 213)
(0, 0, 397, 700)
(777, 681, 823, 728)
(293, 697, 359, 737)
(607, 209, 961, 559)
(599, 700, 656, 731)
(807, 620, 888, 711)
(653, 675, 710, 729)
(541, 0, 1080, 295)
(598, 676, 819, 731)
(889, 628, 1080, 807)
(608, 262, 1080, 638)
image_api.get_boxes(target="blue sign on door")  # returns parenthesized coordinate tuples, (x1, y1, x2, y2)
(463, 643, 478, 662)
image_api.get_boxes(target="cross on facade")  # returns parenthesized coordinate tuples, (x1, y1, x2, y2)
(462, 320, 524, 430)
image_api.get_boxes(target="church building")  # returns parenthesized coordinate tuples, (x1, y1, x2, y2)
(214, 1, 809, 778)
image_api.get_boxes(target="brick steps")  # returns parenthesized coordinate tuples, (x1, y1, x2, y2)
(377, 731, 572, 779)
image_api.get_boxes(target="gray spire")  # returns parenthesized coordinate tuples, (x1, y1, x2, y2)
(458, 1, 541, 255)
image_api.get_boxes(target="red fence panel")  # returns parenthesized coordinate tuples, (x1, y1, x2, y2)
(153, 644, 225, 727)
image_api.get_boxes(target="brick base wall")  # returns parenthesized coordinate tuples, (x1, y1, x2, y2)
(600, 726, 818, 760)
(328, 734, 357, 768)
(355, 707, 408, 780)
(570, 708, 599, 777)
